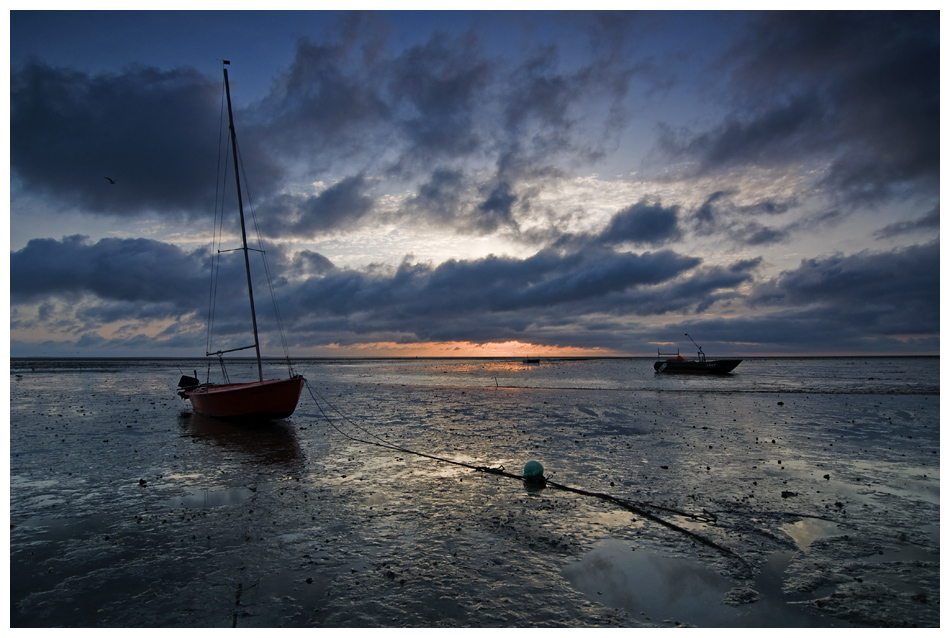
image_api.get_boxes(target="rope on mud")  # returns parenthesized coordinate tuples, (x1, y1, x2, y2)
(304, 381, 747, 567)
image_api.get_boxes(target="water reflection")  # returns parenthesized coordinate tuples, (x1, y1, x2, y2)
(780, 518, 841, 551)
(167, 486, 256, 509)
(564, 538, 846, 627)
(563, 539, 733, 624)
(180, 412, 304, 469)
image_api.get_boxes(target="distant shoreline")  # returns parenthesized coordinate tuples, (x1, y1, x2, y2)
(9, 354, 940, 361)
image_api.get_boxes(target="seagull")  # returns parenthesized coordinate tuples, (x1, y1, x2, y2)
(104, 177, 116, 184)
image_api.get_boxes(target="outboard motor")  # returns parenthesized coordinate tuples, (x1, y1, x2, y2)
(177, 372, 201, 399)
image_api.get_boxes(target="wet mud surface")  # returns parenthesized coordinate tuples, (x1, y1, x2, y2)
(9, 358, 940, 627)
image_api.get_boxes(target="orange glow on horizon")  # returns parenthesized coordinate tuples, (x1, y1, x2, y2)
(297, 340, 625, 358)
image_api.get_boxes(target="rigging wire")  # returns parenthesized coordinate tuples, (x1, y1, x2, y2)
(204, 83, 230, 383)
(203, 75, 296, 380)
(233, 135, 296, 377)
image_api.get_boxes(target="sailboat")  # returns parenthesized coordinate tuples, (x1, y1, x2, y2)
(178, 63, 305, 420)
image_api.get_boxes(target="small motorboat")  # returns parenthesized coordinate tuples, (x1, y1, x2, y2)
(654, 334, 741, 375)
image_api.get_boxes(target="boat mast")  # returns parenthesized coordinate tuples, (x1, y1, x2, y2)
(223, 65, 263, 382)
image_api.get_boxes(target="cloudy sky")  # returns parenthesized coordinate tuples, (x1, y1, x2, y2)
(8, 9, 940, 357)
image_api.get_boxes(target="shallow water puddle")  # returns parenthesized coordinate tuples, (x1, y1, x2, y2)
(563, 538, 846, 627)
(780, 518, 840, 551)
(17, 512, 113, 541)
(167, 487, 255, 508)
(563, 538, 733, 625)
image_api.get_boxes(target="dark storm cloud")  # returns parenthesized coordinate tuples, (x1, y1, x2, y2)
(11, 228, 716, 351)
(874, 205, 939, 239)
(610, 259, 762, 316)
(504, 48, 571, 129)
(598, 200, 681, 247)
(8, 234, 282, 345)
(658, 11, 938, 204)
(482, 25, 639, 193)
(749, 241, 939, 336)
(660, 92, 823, 169)
(405, 168, 467, 224)
(271, 248, 760, 349)
(10, 62, 224, 216)
(10, 231, 935, 355)
(288, 248, 698, 318)
(474, 182, 519, 233)
(386, 33, 492, 167)
(248, 37, 390, 171)
(10, 15, 644, 240)
(690, 191, 794, 246)
(545, 198, 685, 255)
(10, 235, 207, 306)
(243, 246, 707, 348)
(250, 28, 498, 188)
(259, 174, 375, 237)
(290, 250, 336, 276)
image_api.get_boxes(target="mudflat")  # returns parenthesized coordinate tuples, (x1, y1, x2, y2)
(9, 357, 939, 627)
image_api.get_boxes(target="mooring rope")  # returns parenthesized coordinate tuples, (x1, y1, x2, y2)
(304, 380, 747, 567)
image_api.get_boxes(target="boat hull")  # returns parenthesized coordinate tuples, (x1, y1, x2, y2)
(654, 359, 741, 374)
(184, 375, 305, 420)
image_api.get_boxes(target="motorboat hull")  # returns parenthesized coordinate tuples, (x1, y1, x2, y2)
(184, 375, 305, 420)
(654, 359, 741, 374)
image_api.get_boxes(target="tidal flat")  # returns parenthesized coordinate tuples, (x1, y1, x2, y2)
(9, 357, 940, 627)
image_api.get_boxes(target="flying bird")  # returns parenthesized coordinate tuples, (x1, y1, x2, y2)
(104, 177, 115, 184)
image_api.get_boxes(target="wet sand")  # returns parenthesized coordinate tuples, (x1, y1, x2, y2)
(9, 358, 940, 627)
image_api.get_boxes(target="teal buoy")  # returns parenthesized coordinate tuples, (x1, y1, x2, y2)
(523, 460, 545, 483)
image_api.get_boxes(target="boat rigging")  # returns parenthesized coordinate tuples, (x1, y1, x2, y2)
(178, 62, 305, 419)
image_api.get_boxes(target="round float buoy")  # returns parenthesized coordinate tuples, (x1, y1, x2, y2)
(523, 460, 545, 484)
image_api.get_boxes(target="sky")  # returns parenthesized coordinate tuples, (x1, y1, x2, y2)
(7, 8, 941, 358)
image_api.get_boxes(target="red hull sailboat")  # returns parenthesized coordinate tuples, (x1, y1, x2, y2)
(179, 63, 304, 420)
(185, 377, 305, 420)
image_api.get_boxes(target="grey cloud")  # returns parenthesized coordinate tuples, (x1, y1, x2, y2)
(290, 250, 336, 276)
(749, 241, 939, 336)
(11, 17, 644, 240)
(732, 222, 788, 246)
(249, 38, 389, 171)
(503, 47, 577, 135)
(661, 93, 824, 170)
(593, 258, 761, 317)
(387, 33, 493, 167)
(10, 235, 207, 306)
(254, 31, 494, 181)
(694, 190, 731, 232)
(475, 182, 519, 233)
(7, 234, 296, 349)
(598, 200, 681, 247)
(260, 174, 375, 237)
(11, 62, 223, 216)
(658, 11, 938, 205)
(690, 191, 793, 246)
(273, 247, 703, 343)
(874, 205, 939, 239)
(405, 168, 466, 224)
(10, 232, 934, 356)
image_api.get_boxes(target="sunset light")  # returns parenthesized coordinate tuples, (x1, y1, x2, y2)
(298, 340, 622, 358)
